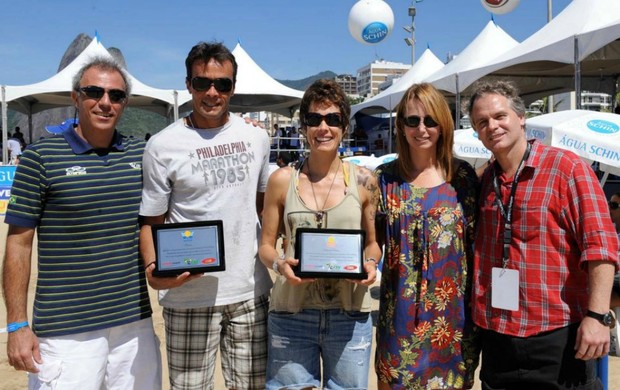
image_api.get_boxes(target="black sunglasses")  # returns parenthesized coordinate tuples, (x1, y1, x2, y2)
(304, 113, 344, 127)
(190, 77, 234, 93)
(78, 86, 127, 104)
(609, 201, 619, 210)
(403, 115, 439, 128)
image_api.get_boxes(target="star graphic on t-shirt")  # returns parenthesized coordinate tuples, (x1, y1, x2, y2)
(188, 151, 195, 159)
(245, 141, 251, 148)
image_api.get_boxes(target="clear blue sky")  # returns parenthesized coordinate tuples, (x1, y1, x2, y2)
(0, 0, 572, 89)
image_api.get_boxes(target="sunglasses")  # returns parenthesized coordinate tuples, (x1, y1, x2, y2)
(190, 77, 234, 93)
(403, 115, 439, 128)
(610, 201, 619, 210)
(304, 113, 344, 127)
(78, 86, 127, 104)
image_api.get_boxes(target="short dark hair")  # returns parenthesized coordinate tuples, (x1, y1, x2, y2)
(72, 56, 131, 94)
(277, 151, 293, 165)
(185, 42, 237, 85)
(299, 79, 350, 134)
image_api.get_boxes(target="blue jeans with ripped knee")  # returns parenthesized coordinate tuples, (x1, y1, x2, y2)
(266, 309, 373, 390)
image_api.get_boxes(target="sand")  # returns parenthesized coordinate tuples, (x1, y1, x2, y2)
(1, 221, 618, 389)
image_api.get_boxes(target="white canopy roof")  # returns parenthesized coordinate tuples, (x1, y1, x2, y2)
(178, 43, 305, 117)
(3, 37, 177, 116)
(351, 48, 444, 116)
(427, 20, 519, 95)
(455, 0, 620, 98)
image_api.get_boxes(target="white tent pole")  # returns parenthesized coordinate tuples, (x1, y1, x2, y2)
(455, 74, 461, 129)
(600, 171, 609, 186)
(2, 86, 8, 165)
(574, 36, 582, 109)
(388, 95, 393, 154)
(173, 90, 179, 122)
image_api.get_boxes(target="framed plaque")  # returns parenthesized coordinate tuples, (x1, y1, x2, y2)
(293, 227, 366, 279)
(151, 220, 225, 277)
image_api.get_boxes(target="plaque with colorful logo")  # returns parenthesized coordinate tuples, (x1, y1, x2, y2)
(294, 228, 366, 279)
(152, 220, 225, 277)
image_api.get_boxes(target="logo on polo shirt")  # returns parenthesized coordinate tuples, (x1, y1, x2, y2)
(65, 166, 87, 176)
(129, 162, 142, 170)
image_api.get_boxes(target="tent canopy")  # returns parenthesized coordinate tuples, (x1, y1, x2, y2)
(455, 0, 620, 100)
(351, 48, 444, 116)
(3, 37, 177, 117)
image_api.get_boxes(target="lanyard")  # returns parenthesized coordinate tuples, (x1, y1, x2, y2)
(492, 142, 531, 268)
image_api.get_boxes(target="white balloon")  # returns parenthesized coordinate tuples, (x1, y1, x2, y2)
(348, 0, 394, 45)
(480, 0, 521, 15)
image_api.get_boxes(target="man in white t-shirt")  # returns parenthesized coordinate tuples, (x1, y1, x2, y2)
(139, 41, 272, 390)
(7, 134, 22, 164)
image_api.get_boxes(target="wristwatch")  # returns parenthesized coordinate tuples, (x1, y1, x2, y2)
(585, 310, 616, 328)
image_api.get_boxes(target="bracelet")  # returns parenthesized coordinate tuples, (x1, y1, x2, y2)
(145, 261, 156, 270)
(7, 321, 29, 333)
(272, 253, 285, 275)
(365, 258, 378, 267)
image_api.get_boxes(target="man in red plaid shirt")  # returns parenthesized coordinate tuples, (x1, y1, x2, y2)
(467, 80, 620, 389)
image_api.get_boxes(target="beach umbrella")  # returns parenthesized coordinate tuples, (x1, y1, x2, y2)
(526, 110, 620, 184)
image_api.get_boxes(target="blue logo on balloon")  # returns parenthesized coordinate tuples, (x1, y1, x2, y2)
(362, 22, 389, 44)
(587, 119, 619, 134)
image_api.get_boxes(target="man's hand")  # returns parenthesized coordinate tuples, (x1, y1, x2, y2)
(144, 262, 203, 290)
(7, 326, 41, 373)
(575, 316, 610, 360)
(244, 117, 264, 129)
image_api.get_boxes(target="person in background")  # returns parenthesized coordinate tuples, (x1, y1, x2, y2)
(374, 83, 480, 389)
(259, 79, 381, 389)
(2, 56, 161, 389)
(467, 80, 619, 389)
(139, 41, 272, 390)
(276, 151, 293, 168)
(6, 133, 23, 165)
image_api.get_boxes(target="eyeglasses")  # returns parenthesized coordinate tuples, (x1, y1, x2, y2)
(78, 86, 127, 104)
(304, 113, 344, 127)
(403, 115, 439, 128)
(190, 77, 234, 93)
(609, 201, 619, 210)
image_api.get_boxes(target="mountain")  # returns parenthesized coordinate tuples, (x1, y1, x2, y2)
(10, 35, 337, 143)
(277, 71, 337, 91)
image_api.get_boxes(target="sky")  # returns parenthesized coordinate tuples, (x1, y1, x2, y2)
(0, 0, 572, 90)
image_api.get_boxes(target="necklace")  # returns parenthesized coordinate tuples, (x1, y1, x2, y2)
(186, 114, 196, 128)
(307, 158, 340, 228)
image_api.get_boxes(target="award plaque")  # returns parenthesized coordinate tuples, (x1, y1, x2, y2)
(152, 220, 225, 277)
(293, 227, 366, 279)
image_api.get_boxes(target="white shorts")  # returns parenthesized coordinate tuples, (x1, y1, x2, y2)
(28, 318, 161, 390)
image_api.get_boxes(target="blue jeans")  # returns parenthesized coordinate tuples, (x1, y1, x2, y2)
(266, 309, 372, 390)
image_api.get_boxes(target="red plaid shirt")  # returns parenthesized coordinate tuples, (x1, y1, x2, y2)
(473, 140, 620, 337)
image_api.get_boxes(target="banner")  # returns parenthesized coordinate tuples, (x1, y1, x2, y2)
(0, 166, 16, 215)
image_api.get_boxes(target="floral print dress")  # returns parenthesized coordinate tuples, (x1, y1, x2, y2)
(375, 160, 480, 390)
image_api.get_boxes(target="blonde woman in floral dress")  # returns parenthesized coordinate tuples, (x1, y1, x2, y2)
(375, 83, 480, 389)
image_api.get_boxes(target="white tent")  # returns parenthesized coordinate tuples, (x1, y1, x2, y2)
(428, 21, 519, 95)
(351, 48, 445, 116)
(1, 37, 179, 163)
(453, 0, 620, 103)
(177, 43, 305, 117)
(427, 20, 519, 127)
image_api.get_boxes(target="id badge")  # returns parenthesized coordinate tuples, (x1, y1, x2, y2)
(491, 267, 519, 311)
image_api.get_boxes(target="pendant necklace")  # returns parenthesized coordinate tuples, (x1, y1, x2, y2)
(307, 158, 340, 229)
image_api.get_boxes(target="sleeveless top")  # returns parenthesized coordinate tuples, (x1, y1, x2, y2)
(268, 161, 372, 313)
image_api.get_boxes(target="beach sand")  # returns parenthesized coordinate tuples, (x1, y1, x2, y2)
(1, 221, 618, 389)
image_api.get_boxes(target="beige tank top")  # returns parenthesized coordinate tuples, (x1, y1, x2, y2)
(268, 161, 372, 313)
